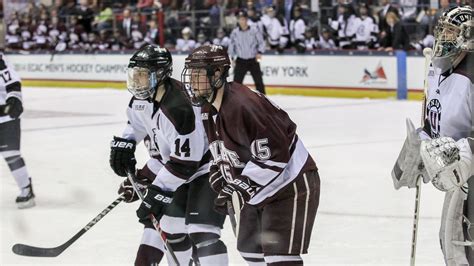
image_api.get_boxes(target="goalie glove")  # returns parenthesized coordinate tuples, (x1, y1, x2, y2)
(391, 118, 429, 189)
(420, 137, 473, 192)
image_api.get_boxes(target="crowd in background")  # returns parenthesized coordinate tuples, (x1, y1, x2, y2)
(3, 0, 472, 53)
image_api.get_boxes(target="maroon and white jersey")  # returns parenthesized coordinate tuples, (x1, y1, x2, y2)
(202, 82, 317, 205)
(123, 79, 210, 192)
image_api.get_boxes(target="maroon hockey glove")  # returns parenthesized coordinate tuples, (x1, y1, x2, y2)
(136, 185, 174, 224)
(110, 136, 136, 177)
(117, 172, 151, 203)
(209, 164, 225, 193)
(5, 97, 23, 119)
(214, 176, 260, 214)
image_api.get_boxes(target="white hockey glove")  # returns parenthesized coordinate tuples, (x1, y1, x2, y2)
(420, 137, 473, 192)
(391, 118, 429, 189)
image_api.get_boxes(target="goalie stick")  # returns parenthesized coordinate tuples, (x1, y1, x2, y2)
(126, 170, 181, 266)
(11, 195, 125, 257)
(410, 47, 432, 266)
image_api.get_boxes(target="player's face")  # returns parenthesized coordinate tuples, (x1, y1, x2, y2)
(190, 68, 210, 97)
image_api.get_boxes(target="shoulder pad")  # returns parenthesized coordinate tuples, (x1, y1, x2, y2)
(161, 79, 195, 135)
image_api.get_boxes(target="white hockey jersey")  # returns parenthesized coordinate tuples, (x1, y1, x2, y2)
(122, 79, 210, 192)
(353, 16, 378, 44)
(0, 54, 22, 124)
(423, 61, 474, 141)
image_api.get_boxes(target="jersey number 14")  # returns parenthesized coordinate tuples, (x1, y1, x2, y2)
(174, 138, 191, 157)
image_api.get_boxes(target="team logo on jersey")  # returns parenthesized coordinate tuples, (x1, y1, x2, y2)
(427, 99, 442, 138)
(360, 62, 387, 84)
(134, 104, 146, 111)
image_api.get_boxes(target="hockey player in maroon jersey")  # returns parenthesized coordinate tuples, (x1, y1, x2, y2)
(181, 44, 321, 265)
(109, 44, 228, 265)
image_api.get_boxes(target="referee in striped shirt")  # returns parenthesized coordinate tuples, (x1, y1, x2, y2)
(229, 10, 266, 94)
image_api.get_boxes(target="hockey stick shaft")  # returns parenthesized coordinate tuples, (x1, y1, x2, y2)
(12, 195, 124, 257)
(227, 201, 237, 236)
(126, 170, 180, 266)
(410, 47, 433, 266)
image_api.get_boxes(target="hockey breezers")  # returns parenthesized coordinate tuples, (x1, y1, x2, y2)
(126, 170, 181, 265)
(11, 195, 125, 257)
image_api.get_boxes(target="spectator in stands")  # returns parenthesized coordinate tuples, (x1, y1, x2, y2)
(290, 5, 306, 53)
(131, 12, 146, 34)
(195, 31, 211, 48)
(119, 8, 133, 39)
(247, 6, 264, 34)
(6, 23, 22, 50)
(330, 3, 358, 49)
(379, 11, 410, 51)
(75, 0, 94, 33)
(175, 26, 196, 52)
(209, 0, 222, 28)
(97, 29, 111, 51)
(353, 3, 379, 50)
(93, 1, 113, 32)
(410, 25, 434, 51)
(109, 29, 129, 51)
(318, 26, 337, 49)
(213, 28, 231, 48)
(303, 27, 318, 50)
(144, 20, 159, 45)
(434, 0, 452, 23)
(262, 5, 289, 53)
(377, 0, 399, 33)
(33, 24, 49, 50)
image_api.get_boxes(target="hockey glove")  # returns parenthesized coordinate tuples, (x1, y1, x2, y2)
(117, 172, 151, 203)
(214, 175, 260, 214)
(110, 136, 136, 177)
(209, 163, 225, 193)
(5, 97, 23, 119)
(136, 185, 174, 224)
(420, 137, 473, 192)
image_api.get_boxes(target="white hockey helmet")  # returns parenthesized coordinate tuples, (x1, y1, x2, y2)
(432, 5, 473, 74)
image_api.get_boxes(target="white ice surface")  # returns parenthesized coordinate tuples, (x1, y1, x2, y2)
(1, 88, 446, 265)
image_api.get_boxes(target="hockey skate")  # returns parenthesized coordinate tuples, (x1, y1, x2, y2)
(16, 178, 35, 209)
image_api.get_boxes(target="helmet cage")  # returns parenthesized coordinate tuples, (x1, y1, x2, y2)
(432, 6, 473, 74)
(181, 65, 228, 106)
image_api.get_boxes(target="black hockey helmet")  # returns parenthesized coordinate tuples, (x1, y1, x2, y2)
(181, 44, 231, 106)
(127, 44, 172, 100)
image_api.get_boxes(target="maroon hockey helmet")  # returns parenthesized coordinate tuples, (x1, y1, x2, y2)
(181, 44, 231, 106)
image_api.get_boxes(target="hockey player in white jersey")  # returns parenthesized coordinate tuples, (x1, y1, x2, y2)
(392, 6, 474, 265)
(0, 53, 35, 209)
(109, 44, 228, 265)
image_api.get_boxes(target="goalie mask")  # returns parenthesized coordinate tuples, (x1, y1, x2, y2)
(127, 44, 172, 100)
(181, 45, 231, 106)
(432, 6, 473, 74)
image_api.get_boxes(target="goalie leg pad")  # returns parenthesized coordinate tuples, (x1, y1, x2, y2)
(439, 188, 469, 265)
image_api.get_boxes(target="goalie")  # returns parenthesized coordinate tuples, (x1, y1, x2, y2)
(392, 6, 474, 265)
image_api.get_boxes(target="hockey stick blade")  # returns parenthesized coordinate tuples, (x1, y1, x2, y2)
(12, 242, 69, 257)
(12, 195, 124, 257)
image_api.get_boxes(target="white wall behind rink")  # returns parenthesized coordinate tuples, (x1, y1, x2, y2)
(6, 53, 426, 92)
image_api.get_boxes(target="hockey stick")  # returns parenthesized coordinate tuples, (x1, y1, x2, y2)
(410, 47, 433, 266)
(227, 201, 238, 236)
(126, 170, 180, 266)
(11, 195, 125, 257)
